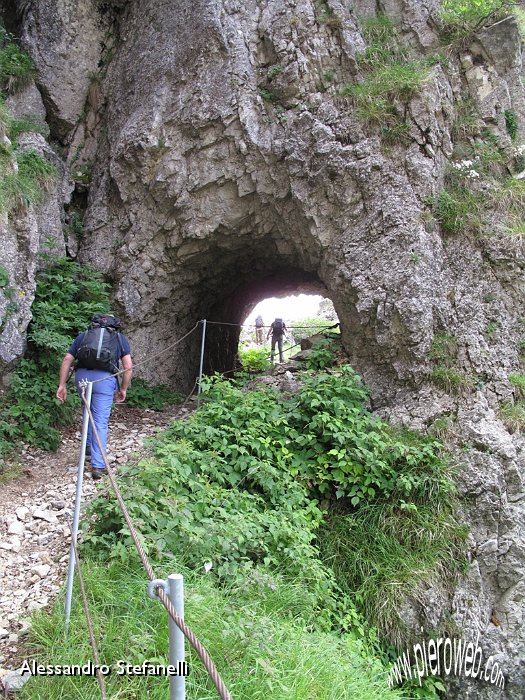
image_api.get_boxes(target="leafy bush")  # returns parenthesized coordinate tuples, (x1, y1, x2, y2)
(85, 378, 332, 603)
(289, 368, 453, 504)
(304, 337, 336, 370)
(0, 257, 111, 460)
(126, 378, 182, 411)
(85, 366, 464, 645)
(238, 346, 272, 372)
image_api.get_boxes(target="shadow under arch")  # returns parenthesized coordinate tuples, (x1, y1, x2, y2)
(203, 268, 331, 375)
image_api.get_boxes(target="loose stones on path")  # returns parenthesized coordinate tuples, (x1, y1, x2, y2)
(0, 406, 187, 671)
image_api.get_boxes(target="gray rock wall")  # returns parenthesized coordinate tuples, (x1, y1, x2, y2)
(1, 0, 525, 696)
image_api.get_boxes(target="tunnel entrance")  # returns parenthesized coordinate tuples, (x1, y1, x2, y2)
(239, 293, 338, 363)
(201, 268, 334, 376)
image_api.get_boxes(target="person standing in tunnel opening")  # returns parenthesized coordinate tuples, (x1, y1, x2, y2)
(267, 317, 287, 363)
(255, 314, 265, 344)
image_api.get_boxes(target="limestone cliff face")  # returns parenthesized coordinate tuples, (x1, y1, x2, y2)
(1, 0, 525, 696)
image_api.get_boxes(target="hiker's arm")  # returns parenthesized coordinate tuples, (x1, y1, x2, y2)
(115, 354, 132, 403)
(56, 353, 75, 403)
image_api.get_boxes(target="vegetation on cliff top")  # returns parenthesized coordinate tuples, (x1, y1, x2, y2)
(0, 24, 55, 218)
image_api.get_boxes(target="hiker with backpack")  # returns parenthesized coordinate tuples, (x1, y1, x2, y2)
(255, 315, 265, 344)
(267, 318, 287, 363)
(56, 314, 133, 480)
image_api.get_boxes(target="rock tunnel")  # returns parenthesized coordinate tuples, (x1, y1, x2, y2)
(120, 226, 345, 393)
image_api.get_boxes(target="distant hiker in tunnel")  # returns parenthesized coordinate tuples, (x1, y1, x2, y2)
(56, 314, 133, 480)
(267, 317, 287, 363)
(255, 314, 265, 344)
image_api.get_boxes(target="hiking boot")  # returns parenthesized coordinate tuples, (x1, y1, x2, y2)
(92, 467, 108, 481)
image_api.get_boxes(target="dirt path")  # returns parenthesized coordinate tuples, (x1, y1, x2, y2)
(0, 401, 190, 680)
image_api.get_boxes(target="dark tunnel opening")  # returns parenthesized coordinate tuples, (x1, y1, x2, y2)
(201, 268, 331, 376)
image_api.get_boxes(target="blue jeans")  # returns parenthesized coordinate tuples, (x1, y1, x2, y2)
(75, 370, 117, 469)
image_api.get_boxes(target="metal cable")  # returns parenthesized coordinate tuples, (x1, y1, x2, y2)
(89, 321, 201, 385)
(68, 524, 107, 700)
(206, 319, 339, 329)
(80, 388, 232, 700)
(219, 326, 338, 377)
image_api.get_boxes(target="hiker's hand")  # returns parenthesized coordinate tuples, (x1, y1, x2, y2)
(115, 388, 127, 403)
(56, 385, 67, 403)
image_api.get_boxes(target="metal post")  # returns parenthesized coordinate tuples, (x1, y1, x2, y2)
(64, 380, 93, 632)
(197, 319, 207, 405)
(168, 574, 185, 700)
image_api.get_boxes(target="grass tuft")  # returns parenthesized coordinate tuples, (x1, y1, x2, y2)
(20, 560, 401, 700)
(499, 400, 525, 432)
(320, 501, 467, 647)
(0, 25, 35, 94)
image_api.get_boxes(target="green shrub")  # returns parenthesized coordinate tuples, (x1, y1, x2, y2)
(126, 378, 182, 411)
(0, 257, 111, 460)
(84, 365, 464, 647)
(238, 346, 272, 372)
(85, 377, 332, 601)
(304, 337, 335, 369)
(258, 88, 278, 104)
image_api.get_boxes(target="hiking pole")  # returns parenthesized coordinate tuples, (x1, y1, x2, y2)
(197, 319, 207, 406)
(65, 380, 92, 633)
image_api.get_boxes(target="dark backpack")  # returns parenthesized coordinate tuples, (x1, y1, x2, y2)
(75, 315, 122, 373)
(272, 318, 284, 335)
